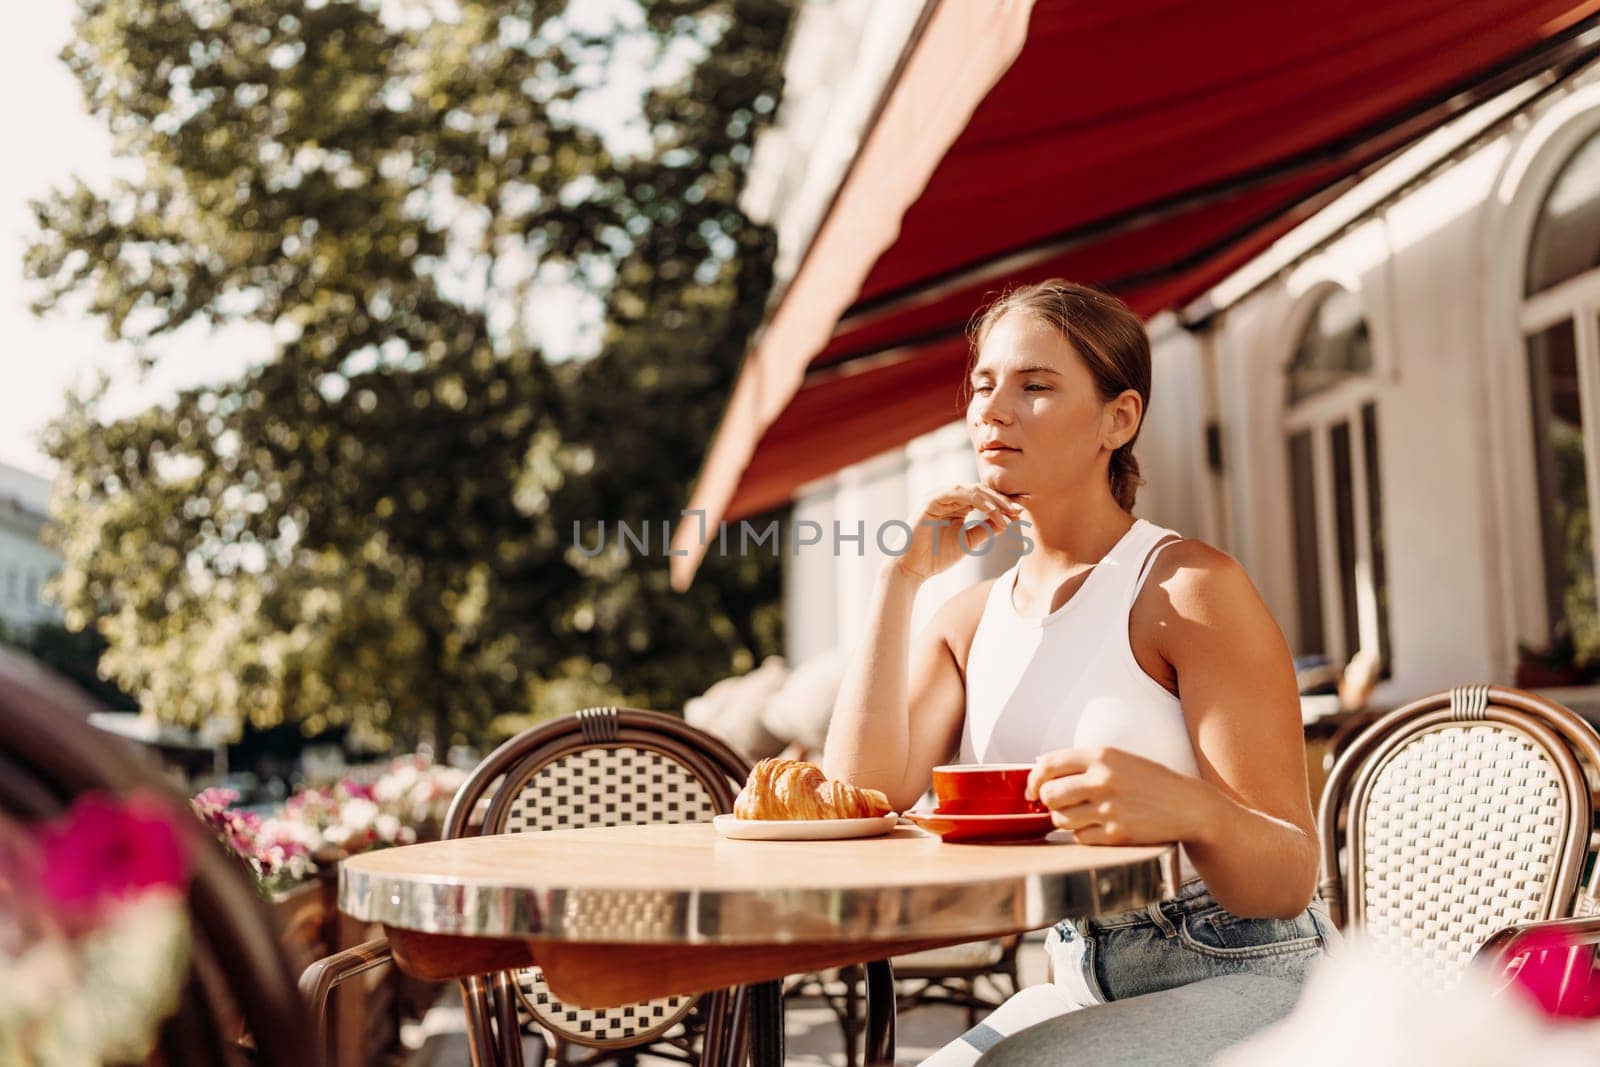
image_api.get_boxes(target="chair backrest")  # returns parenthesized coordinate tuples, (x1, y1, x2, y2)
(1318, 684, 1600, 982)
(0, 647, 319, 1067)
(441, 706, 751, 1055)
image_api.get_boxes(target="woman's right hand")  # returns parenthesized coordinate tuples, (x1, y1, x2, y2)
(892, 484, 1023, 581)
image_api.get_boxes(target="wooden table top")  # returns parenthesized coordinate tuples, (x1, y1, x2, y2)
(340, 821, 1178, 946)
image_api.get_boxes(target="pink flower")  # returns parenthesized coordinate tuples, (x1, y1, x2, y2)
(38, 793, 189, 929)
(191, 787, 239, 816)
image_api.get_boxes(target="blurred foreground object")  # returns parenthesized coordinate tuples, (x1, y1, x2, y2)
(684, 649, 846, 761)
(1217, 936, 1600, 1066)
(0, 793, 191, 1063)
(0, 646, 319, 1064)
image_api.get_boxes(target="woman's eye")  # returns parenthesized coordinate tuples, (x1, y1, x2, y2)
(1024, 383, 1050, 392)
(971, 385, 993, 396)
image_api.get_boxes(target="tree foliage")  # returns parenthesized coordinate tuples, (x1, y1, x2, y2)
(0, 620, 138, 711)
(27, 0, 790, 745)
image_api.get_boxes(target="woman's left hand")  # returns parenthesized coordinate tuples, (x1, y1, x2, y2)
(1026, 746, 1218, 846)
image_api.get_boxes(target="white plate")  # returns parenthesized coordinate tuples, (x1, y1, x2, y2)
(712, 812, 900, 841)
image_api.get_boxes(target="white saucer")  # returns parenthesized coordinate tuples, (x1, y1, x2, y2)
(712, 812, 900, 841)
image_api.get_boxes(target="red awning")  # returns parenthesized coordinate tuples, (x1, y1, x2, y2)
(672, 0, 1600, 588)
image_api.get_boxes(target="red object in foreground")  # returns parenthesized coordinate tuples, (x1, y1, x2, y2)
(903, 808, 1057, 843)
(37, 791, 189, 930)
(1503, 930, 1600, 1018)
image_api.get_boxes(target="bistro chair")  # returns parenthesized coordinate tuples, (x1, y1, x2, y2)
(0, 647, 320, 1067)
(304, 706, 755, 1066)
(890, 935, 1023, 1022)
(1318, 684, 1600, 1002)
(785, 937, 1021, 1067)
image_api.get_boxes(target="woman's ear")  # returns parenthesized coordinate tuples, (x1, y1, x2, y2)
(1102, 390, 1143, 450)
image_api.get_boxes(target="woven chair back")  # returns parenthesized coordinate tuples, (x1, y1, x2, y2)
(1318, 685, 1600, 982)
(443, 706, 749, 1053)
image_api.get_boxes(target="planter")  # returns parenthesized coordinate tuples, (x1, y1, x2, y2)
(271, 877, 335, 968)
(1515, 660, 1597, 690)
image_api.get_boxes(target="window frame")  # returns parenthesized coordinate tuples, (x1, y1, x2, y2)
(1518, 265, 1600, 661)
(1282, 287, 1391, 675)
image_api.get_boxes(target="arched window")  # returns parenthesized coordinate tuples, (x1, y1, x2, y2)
(1284, 286, 1391, 678)
(1286, 286, 1373, 404)
(1527, 132, 1600, 297)
(1522, 128, 1600, 665)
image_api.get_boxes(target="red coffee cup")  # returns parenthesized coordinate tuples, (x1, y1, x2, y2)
(931, 764, 1045, 815)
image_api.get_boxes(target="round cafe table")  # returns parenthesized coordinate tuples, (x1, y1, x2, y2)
(339, 821, 1179, 1066)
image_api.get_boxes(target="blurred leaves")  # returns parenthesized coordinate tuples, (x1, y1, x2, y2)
(28, 0, 790, 744)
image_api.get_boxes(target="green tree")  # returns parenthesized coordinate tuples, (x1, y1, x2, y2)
(27, 0, 789, 747)
(1, 620, 139, 711)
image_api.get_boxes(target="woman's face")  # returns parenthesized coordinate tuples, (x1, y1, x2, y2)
(965, 310, 1116, 500)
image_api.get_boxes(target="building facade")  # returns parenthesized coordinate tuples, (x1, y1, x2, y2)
(0, 463, 61, 635)
(747, 8, 1600, 713)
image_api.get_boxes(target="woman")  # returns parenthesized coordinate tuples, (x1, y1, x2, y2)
(821, 280, 1336, 1062)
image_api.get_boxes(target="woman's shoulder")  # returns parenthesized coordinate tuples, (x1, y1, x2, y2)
(1134, 535, 1295, 692)
(1150, 534, 1235, 571)
(1138, 535, 1264, 625)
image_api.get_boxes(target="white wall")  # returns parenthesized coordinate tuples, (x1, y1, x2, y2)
(1367, 145, 1510, 695)
(1139, 320, 1215, 540)
(1205, 180, 1508, 705)
(0, 512, 60, 633)
(784, 477, 840, 666)
(0, 464, 49, 514)
(0, 461, 58, 632)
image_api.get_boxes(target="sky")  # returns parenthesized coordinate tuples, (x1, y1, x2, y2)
(0, 0, 684, 482)
(0, 4, 267, 480)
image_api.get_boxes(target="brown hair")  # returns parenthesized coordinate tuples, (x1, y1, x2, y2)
(965, 280, 1151, 511)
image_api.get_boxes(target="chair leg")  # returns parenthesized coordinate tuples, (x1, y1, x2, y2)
(864, 959, 896, 1067)
(725, 985, 752, 1067)
(492, 971, 527, 1067)
(701, 988, 734, 1067)
(1003, 961, 1021, 999)
(462, 977, 500, 1067)
(748, 980, 785, 1067)
(841, 964, 862, 1067)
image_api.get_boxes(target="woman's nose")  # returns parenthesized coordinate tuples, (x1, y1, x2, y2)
(975, 393, 1013, 425)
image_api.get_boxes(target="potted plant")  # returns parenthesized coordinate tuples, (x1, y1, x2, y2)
(1514, 631, 1598, 689)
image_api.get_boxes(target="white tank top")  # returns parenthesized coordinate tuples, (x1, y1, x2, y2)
(958, 517, 1200, 880)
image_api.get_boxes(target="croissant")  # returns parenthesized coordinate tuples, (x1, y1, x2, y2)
(734, 758, 893, 820)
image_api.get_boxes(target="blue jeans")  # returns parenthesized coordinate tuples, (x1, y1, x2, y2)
(1047, 877, 1340, 1004)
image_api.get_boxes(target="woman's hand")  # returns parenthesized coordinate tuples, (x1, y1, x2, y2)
(1026, 746, 1219, 846)
(892, 484, 1022, 582)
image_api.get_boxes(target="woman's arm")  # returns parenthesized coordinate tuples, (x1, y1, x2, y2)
(1158, 544, 1319, 918)
(821, 566, 970, 812)
(823, 484, 1018, 812)
(1028, 543, 1319, 919)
